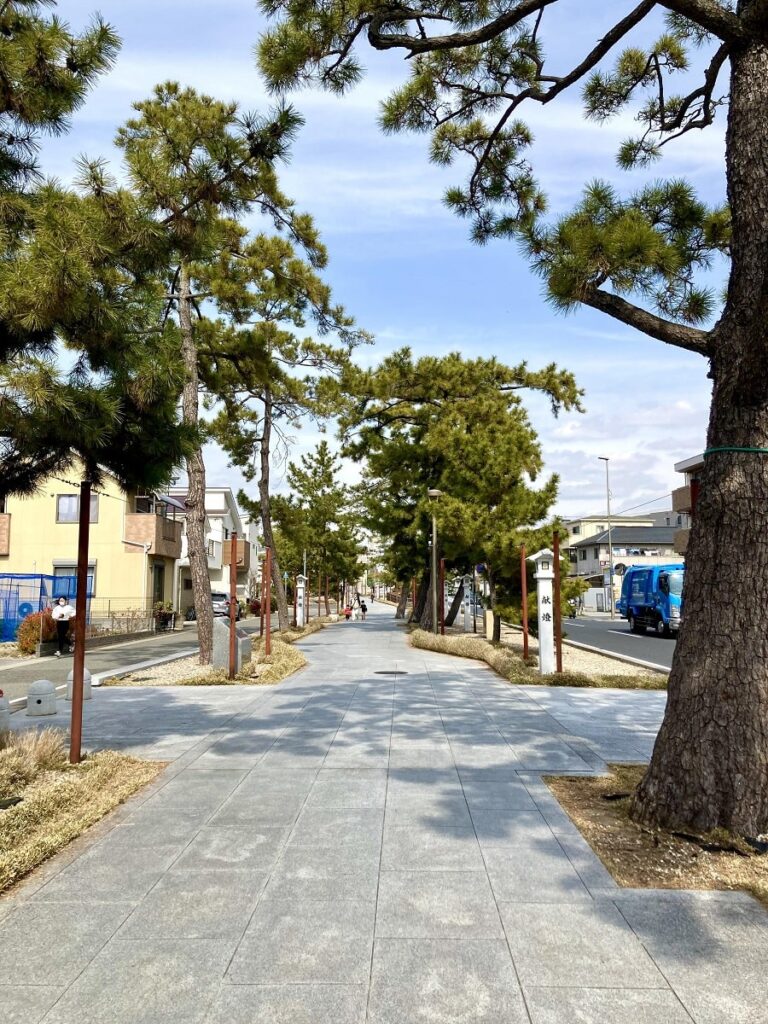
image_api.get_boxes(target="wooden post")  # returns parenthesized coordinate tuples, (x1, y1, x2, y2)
(553, 532, 563, 673)
(228, 532, 237, 680)
(259, 557, 265, 638)
(439, 557, 446, 635)
(69, 479, 92, 765)
(318, 572, 322, 619)
(293, 577, 298, 628)
(473, 568, 477, 634)
(265, 547, 272, 655)
(520, 545, 529, 660)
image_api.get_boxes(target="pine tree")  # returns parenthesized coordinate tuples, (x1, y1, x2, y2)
(259, 2, 768, 836)
(271, 441, 362, 609)
(340, 349, 582, 632)
(0, 8, 190, 498)
(112, 82, 324, 660)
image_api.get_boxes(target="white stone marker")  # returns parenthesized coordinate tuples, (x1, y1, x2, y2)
(295, 574, 308, 628)
(528, 548, 556, 676)
(462, 574, 473, 633)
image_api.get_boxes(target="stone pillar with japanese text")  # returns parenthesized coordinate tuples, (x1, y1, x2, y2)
(528, 549, 555, 676)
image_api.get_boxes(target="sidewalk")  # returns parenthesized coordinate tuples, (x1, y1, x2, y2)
(1, 603, 765, 1023)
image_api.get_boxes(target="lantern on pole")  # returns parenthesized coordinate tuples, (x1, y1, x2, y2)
(528, 549, 556, 676)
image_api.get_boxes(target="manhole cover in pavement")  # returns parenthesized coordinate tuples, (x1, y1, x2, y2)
(374, 670, 407, 675)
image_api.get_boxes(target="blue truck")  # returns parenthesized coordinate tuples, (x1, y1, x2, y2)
(617, 563, 684, 637)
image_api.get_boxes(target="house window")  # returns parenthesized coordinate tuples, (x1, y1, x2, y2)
(579, 549, 587, 561)
(0, 496, 6, 513)
(677, 515, 682, 525)
(56, 494, 99, 524)
(183, 578, 193, 591)
(224, 527, 229, 540)
(571, 525, 580, 536)
(594, 547, 600, 559)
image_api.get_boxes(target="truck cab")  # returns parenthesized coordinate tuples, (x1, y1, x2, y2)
(617, 563, 684, 637)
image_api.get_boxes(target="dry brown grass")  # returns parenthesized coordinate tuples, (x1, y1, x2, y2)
(0, 729, 163, 893)
(165, 636, 308, 687)
(548, 766, 768, 907)
(409, 629, 666, 690)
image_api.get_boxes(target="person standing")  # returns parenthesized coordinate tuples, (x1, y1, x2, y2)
(360, 600, 368, 621)
(51, 596, 75, 657)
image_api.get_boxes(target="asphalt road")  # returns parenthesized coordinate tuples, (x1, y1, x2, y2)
(564, 614, 675, 671)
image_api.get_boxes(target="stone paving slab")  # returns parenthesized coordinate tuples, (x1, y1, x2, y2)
(1, 603, 766, 1023)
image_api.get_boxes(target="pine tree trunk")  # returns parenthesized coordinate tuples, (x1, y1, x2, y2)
(179, 263, 213, 665)
(395, 584, 409, 619)
(411, 572, 429, 623)
(632, 37, 768, 836)
(444, 584, 464, 627)
(420, 584, 435, 631)
(488, 574, 501, 643)
(258, 388, 290, 631)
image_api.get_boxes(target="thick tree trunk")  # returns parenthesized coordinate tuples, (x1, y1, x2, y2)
(632, 36, 768, 836)
(179, 263, 213, 665)
(258, 388, 290, 631)
(420, 584, 435, 632)
(444, 583, 464, 627)
(395, 583, 409, 619)
(411, 572, 429, 623)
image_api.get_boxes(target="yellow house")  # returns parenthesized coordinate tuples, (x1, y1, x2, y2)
(0, 460, 182, 625)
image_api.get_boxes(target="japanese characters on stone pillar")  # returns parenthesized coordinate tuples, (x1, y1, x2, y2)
(462, 574, 473, 633)
(528, 549, 555, 676)
(296, 574, 308, 629)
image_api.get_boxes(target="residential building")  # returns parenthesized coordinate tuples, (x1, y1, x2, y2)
(0, 460, 183, 628)
(570, 527, 683, 580)
(670, 454, 704, 554)
(564, 514, 656, 546)
(648, 508, 692, 530)
(169, 486, 254, 613)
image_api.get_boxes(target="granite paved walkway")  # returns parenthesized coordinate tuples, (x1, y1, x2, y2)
(1, 602, 766, 1023)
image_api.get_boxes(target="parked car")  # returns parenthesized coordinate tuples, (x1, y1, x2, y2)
(617, 564, 684, 636)
(211, 592, 241, 619)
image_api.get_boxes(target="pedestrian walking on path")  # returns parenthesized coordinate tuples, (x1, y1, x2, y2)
(51, 597, 75, 657)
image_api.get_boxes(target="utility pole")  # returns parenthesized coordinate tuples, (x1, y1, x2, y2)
(599, 456, 615, 618)
(69, 479, 92, 765)
(228, 532, 237, 680)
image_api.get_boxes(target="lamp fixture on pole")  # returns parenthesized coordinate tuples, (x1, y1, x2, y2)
(427, 489, 443, 635)
(598, 457, 615, 619)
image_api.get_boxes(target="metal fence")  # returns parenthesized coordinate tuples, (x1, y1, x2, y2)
(0, 575, 159, 642)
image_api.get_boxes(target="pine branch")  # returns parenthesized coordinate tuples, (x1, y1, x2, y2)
(660, 1, 746, 42)
(581, 286, 710, 354)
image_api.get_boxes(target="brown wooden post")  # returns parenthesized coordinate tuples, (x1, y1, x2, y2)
(293, 576, 298, 628)
(520, 545, 529, 660)
(439, 557, 446, 635)
(265, 547, 272, 655)
(412, 577, 416, 611)
(69, 479, 92, 765)
(318, 572, 322, 619)
(228, 532, 237, 680)
(259, 556, 265, 638)
(553, 531, 563, 674)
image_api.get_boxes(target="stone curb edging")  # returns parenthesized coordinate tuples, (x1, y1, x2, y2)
(8, 647, 199, 714)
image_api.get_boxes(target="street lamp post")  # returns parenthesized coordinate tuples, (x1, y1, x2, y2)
(598, 456, 615, 618)
(427, 488, 443, 635)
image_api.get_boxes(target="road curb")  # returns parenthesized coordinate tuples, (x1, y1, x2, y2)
(9, 647, 199, 714)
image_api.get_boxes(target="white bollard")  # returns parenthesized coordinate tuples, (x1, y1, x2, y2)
(26, 679, 57, 716)
(0, 689, 9, 731)
(66, 667, 92, 701)
(528, 549, 556, 676)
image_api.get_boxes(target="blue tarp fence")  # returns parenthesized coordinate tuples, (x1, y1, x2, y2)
(0, 573, 94, 642)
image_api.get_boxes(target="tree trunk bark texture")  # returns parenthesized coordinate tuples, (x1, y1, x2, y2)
(444, 584, 464, 627)
(395, 584, 409, 620)
(633, 37, 768, 836)
(258, 388, 291, 631)
(419, 585, 435, 632)
(179, 263, 214, 666)
(411, 572, 429, 624)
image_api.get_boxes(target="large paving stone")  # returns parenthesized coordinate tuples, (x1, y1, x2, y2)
(368, 938, 529, 1024)
(525, 987, 692, 1024)
(0, 985, 63, 1024)
(376, 870, 503, 938)
(500, 902, 666, 989)
(42, 938, 233, 1024)
(227, 900, 375, 984)
(202, 983, 367, 1024)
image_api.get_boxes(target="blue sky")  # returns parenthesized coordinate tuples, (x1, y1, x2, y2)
(46, 1, 727, 518)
